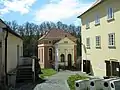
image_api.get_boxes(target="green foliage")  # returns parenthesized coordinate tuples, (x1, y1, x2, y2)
(67, 74, 88, 90)
(40, 69, 57, 79)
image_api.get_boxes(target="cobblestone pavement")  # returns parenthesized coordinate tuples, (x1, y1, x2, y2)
(34, 70, 84, 90)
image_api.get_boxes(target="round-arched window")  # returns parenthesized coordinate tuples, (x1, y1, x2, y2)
(60, 54, 65, 62)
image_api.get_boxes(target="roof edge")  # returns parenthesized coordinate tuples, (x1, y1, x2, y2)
(0, 19, 23, 40)
(77, 0, 104, 18)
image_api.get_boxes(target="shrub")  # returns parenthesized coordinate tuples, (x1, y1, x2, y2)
(67, 74, 88, 90)
(40, 69, 57, 79)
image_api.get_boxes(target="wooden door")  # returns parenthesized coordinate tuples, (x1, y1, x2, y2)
(83, 60, 90, 74)
(68, 54, 72, 69)
(86, 60, 90, 74)
(111, 61, 119, 76)
(105, 61, 111, 76)
(83, 60, 86, 72)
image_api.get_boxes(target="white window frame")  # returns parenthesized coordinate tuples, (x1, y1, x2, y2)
(95, 15, 100, 25)
(96, 36, 101, 48)
(108, 33, 115, 47)
(107, 7, 114, 20)
(86, 38, 90, 49)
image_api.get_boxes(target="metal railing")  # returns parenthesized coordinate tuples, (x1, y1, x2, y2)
(18, 57, 32, 66)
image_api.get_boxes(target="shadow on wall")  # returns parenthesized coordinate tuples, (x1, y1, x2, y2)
(76, 56, 82, 71)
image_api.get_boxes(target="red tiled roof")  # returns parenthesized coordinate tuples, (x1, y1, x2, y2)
(77, 0, 103, 18)
(39, 28, 77, 41)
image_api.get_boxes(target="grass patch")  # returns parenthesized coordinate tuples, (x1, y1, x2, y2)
(40, 69, 57, 79)
(67, 74, 89, 90)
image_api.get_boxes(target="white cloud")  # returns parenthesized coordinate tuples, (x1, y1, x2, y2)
(35, 0, 94, 23)
(0, 0, 36, 15)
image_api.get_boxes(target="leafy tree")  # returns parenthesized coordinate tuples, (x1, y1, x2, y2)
(5, 20, 81, 57)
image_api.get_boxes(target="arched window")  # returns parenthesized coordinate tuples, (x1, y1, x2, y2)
(49, 48, 52, 60)
(60, 54, 65, 62)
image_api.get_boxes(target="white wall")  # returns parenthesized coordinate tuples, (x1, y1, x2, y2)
(7, 32, 23, 72)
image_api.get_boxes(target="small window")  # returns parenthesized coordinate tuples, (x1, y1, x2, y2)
(49, 48, 52, 60)
(107, 8, 114, 20)
(96, 36, 101, 48)
(64, 41, 68, 43)
(86, 21, 90, 29)
(86, 38, 90, 49)
(108, 33, 115, 47)
(95, 15, 100, 25)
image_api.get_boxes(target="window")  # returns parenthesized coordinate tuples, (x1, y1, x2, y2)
(64, 41, 68, 43)
(60, 54, 65, 62)
(21, 47, 23, 56)
(49, 48, 52, 60)
(86, 21, 90, 29)
(86, 38, 90, 49)
(107, 8, 114, 20)
(96, 36, 101, 48)
(95, 15, 100, 25)
(108, 33, 115, 47)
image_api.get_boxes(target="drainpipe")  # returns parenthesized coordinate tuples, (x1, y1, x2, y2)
(4, 28, 8, 86)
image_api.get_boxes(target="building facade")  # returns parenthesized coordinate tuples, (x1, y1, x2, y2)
(0, 19, 23, 82)
(38, 29, 77, 69)
(78, 0, 120, 77)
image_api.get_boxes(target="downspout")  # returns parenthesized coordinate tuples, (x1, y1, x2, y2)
(4, 28, 8, 85)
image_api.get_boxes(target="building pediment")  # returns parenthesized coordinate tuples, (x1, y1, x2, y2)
(55, 37, 76, 45)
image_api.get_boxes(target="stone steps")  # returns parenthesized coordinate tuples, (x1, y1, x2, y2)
(16, 66, 33, 82)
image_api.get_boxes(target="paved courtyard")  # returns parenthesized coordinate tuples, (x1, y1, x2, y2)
(34, 70, 85, 90)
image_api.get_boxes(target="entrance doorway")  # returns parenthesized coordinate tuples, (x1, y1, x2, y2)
(105, 60, 111, 76)
(105, 60, 120, 77)
(111, 61, 119, 76)
(68, 54, 72, 69)
(83, 60, 91, 74)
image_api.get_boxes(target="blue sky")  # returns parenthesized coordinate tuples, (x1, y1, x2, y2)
(0, 0, 95, 26)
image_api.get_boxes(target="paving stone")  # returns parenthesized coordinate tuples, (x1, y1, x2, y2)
(34, 71, 83, 90)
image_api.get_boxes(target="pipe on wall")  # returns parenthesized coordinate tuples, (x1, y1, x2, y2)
(4, 28, 8, 86)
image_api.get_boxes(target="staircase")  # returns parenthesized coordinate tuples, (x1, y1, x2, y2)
(16, 66, 33, 82)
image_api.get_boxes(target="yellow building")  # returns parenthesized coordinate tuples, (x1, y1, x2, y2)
(38, 29, 77, 70)
(0, 19, 23, 82)
(78, 0, 120, 77)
